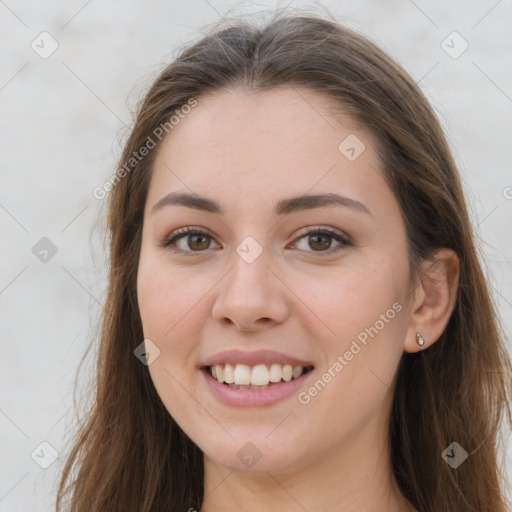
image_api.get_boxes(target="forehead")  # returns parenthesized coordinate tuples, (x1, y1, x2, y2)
(147, 86, 394, 219)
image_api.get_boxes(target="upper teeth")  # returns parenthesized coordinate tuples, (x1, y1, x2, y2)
(210, 363, 306, 386)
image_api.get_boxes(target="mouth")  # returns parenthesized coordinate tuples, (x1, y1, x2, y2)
(202, 363, 315, 390)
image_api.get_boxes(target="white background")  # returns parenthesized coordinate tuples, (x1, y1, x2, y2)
(1, 1, 511, 510)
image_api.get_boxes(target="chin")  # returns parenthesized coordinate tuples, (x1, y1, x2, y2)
(197, 431, 311, 475)
(205, 447, 302, 475)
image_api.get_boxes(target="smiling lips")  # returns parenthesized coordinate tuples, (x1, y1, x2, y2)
(201, 349, 315, 390)
(208, 363, 313, 389)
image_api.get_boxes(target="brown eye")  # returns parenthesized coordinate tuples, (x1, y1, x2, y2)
(161, 225, 350, 256)
(161, 227, 220, 253)
(290, 227, 351, 256)
(186, 233, 211, 251)
(308, 233, 333, 251)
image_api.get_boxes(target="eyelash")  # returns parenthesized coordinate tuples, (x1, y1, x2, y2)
(159, 226, 351, 257)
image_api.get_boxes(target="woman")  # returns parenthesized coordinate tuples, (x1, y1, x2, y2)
(56, 10, 512, 512)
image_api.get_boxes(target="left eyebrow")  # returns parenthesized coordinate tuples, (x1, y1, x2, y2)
(150, 191, 372, 217)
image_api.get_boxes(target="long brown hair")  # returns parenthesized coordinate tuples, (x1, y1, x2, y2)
(56, 10, 512, 511)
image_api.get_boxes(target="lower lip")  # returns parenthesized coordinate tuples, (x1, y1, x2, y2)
(201, 368, 314, 407)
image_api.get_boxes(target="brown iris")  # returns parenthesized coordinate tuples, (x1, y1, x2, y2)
(308, 233, 332, 251)
(188, 233, 210, 251)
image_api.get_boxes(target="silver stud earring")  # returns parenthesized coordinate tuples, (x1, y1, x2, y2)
(416, 333, 425, 347)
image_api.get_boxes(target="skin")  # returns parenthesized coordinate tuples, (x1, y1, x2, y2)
(136, 86, 459, 511)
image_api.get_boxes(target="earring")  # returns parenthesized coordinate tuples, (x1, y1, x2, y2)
(416, 333, 425, 347)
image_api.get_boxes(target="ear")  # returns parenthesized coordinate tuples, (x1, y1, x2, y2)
(403, 248, 460, 353)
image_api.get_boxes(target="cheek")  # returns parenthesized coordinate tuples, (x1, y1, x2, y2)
(295, 257, 405, 343)
(291, 266, 406, 447)
(137, 255, 205, 340)
(295, 257, 407, 397)
(136, 258, 202, 391)
(137, 259, 207, 424)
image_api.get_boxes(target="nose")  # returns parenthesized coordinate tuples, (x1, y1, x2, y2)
(211, 246, 290, 332)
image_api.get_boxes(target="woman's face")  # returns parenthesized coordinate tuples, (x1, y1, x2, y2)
(137, 86, 416, 475)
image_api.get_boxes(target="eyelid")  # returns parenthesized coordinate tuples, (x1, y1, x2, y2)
(159, 225, 351, 255)
(291, 225, 351, 245)
(159, 226, 219, 252)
